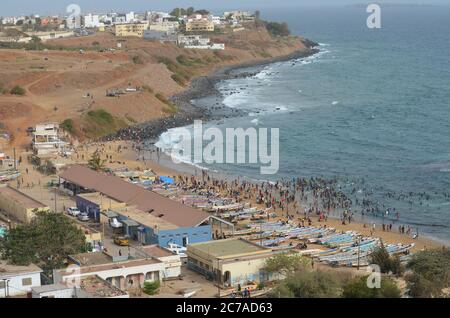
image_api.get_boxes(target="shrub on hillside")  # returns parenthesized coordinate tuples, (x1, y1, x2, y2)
(263, 21, 291, 37)
(60, 119, 75, 135)
(405, 248, 450, 298)
(10, 85, 26, 95)
(369, 245, 404, 276)
(342, 276, 401, 298)
(143, 281, 160, 295)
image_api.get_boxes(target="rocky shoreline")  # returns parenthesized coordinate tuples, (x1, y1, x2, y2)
(105, 45, 319, 144)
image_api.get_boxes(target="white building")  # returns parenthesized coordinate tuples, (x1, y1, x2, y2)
(148, 20, 179, 32)
(209, 16, 222, 25)
(178, 35, 225, 50)
(31, 275, 129, 298)
(84, 14, 103, 28)
(0, 261, 42, 297)
(31, 283, 75, 298)
(54, 252, 165, 291)
(114, 15, 127, 24)
(223, 11, 255, 21)
(32, 123, 69, 156)
(141, 245, 182, 279)
(125, 12, 136, 23)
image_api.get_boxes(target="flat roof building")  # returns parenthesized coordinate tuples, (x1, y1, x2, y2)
(76, 192, 126, 222)
(31, 275, 129, 298)
(60, 165, 213, 248)
(0, 185, 49, 223)
(54, 251, 165, 292)
(187, 238, 279, 288)
(185, 19, 214, 32)
(140, 245, 182, 279)
(0, 261, 43, 297)
(114, 22, 148, 37)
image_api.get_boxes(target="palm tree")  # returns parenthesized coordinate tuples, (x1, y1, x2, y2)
(87, 150, 106, 171)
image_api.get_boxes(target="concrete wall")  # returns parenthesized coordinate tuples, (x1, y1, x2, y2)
(0, 272, 41, 297)
(158, 255, 182, 279)
(32, 287, 74, 298)
(57, 262, 165, 291)
(157, 225, 212, 248)
(221, 257, 271, 286)
(116, 215, 212, 247)
(76, 196, 100, 222)
(0, 191, 49, 224)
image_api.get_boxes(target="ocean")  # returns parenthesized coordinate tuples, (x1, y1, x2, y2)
(156, 5, 450, 243)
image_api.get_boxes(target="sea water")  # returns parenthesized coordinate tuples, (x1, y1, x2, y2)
(156, 5, 450, 243)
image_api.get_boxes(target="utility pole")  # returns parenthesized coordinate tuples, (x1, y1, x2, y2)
(357, 236, 361, 270)
(2, 279, 6, 298)
(13, 148, 16, 170)
(54, 187, 57, 212)
(2, 279, 9, 298)
(260, 222, 263, 246)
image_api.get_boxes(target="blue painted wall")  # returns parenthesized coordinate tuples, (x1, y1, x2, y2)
(76, 196, 100, 222)
(116, 214, 211, 247)
(157, 225, 212, 248)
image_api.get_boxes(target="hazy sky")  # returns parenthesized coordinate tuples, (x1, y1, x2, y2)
(1, 0, 448, 16)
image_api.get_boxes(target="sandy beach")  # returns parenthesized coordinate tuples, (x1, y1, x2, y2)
(75, 139, 446, 253)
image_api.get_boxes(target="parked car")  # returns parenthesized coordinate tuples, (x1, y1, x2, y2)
(114, 236, 129, 247)
(167, 243, 187, 257)
(109, 218, 123, 229)
(67, 207, 81, 217)
(77, 213, 90, 222)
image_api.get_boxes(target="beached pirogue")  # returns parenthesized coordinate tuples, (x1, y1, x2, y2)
(112, 169, 415, 268)
(239, 221, 415, 268)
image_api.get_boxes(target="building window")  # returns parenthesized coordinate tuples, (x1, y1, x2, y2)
(0, 281, 5, 289)
(22, 277, 32, 286)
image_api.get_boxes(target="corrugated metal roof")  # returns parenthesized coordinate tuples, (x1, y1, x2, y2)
(60, 165, 210, 228)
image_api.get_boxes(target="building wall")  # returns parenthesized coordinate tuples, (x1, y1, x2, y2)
(76, 196, 100, 222)
(0, 272, 42, 297)
(158, 255, 182, 279)
(116, 215, 212, 247)
(32, 288, 74, 298)
(221, 257, 271, 286)
(0, 191, 49, 224)
(57, 263, 165, 291)
(186, 20, 214, 32)
(157, 225, 212, 248)
(114, 23, 148, 37)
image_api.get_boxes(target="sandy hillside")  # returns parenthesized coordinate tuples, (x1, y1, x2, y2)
(0, 24, 309, 149)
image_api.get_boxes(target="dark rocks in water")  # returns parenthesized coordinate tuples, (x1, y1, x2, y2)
(100, 49, 319, 143)
(301, 38, 320, 49)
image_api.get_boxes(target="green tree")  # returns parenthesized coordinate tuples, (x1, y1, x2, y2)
(405, 248, 450, 298)
(27, 35, 43, 50)
(170, 8, 186, 18)
(369, 245, 404, 276)
(264, 253, 310, 277)
(10, 85, 26, 95)
(269, 269, 342, 298)
(194, 9, 210, 16)
(0, 212, 87, 274)
(143, 280, 160, 295)
(88, 150, 106, 171)
(342, 275, 401, 298)
(186, 7, 195, 16)
(264, 21, 290, 37)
